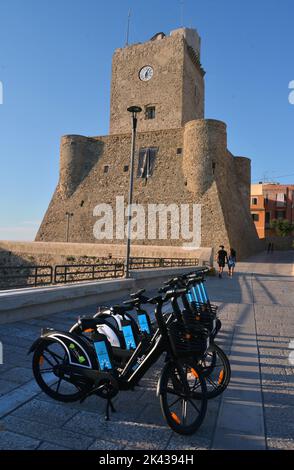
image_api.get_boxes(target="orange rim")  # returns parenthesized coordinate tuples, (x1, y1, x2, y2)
(39, 355, 44, 366)
(171, 412, 181, 424)
(218, 370, 224, 384)
(84, 328, 94, 333)
(190, 368, 199, 378)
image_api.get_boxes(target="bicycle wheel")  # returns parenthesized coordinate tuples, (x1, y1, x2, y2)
(196, 343, 231, 399)
(32, 338, 92, 402)
(159, 360, 207, 435)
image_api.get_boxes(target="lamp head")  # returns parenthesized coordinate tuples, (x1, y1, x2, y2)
(127, 106, 142, 114)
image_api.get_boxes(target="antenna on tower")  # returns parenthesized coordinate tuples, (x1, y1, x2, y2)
(125, 9, 131, 46)
(180, 0, 184, 27)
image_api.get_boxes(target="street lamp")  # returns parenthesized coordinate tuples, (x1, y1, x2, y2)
(125, 106, 142, 278)
(65, 212, 74, 243)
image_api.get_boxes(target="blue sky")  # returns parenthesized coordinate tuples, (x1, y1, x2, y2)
(0, 0, 293, 240)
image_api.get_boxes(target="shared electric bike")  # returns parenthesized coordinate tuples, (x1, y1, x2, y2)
(67, 268, 230, 399)
(30, 288, 210, 435)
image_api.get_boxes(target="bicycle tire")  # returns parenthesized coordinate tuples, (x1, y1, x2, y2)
(159, 360, 207, 435)
(32, 338, 92, 402)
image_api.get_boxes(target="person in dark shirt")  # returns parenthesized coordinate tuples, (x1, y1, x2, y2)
(217, 245, 228, 278)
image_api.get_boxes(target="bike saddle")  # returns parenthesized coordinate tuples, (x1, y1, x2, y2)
(78, 316, 106, 331)
(110, 304, 133, 315)
(164, 277, 183, 286)
(123, 294, 149, 307)
(130, 289, 146, 299)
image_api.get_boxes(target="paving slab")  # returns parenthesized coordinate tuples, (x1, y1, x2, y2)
(0, 250, 293, 450)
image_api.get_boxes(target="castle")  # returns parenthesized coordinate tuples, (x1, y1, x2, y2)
(36, 27, 260, 259)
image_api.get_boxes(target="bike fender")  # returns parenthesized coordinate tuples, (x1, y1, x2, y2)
(27, 328, 56, 354)
(28, 329, 99, 370)
(28, 337, 45, 355)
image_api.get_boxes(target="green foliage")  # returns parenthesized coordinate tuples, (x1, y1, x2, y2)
(270, 219, 294, 237)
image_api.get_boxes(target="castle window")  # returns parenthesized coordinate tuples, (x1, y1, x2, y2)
(123, 165, 129, 172)
(145, 106, 156, 120)
(104, 165, 109, 173)
(80, 200, 85, 207)
(252, 213, 259, 222)
(137, 147, 158, 179)
(177, 148, 182, 155)
(251, 197, 258, 205)
(212, 161, 216, 175)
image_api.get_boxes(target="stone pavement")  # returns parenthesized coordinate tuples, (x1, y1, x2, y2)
(0, 251, 293, 450)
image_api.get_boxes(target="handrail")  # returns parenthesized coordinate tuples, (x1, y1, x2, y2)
(0, 257, 200, 290)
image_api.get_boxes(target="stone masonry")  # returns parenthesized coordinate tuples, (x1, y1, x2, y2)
(36, 27, 261, 259)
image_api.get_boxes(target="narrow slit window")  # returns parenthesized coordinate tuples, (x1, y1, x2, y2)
(137, 147, 158, 180)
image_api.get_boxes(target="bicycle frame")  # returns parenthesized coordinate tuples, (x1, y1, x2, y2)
(116, 300, 174, 389)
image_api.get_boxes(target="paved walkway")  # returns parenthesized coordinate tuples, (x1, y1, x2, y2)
(0, 251, 293, 450)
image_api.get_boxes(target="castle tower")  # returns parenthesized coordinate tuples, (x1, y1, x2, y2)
(36, 27, 261, 260)
(109, 28, 205, 134)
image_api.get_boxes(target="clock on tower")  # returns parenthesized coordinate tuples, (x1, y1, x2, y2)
(109, 28, 205, 134)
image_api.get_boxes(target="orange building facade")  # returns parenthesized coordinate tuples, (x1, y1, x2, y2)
(250, 183, 294, 239)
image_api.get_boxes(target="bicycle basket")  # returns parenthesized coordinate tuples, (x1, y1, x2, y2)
(167, 321, 209, 359)
(184, 307, 217, 335)
(191, 301, 218, 316)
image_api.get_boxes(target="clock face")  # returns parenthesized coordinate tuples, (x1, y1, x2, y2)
(139, 65, 154, 81)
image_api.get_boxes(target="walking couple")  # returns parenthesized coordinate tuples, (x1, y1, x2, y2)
(217, 245, 236, 278)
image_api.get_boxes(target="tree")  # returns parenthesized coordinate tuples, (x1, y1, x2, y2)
(270, 219, 294, 237)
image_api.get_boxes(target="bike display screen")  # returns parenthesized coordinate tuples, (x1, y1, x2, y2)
(138, 314, 150, 334)
(94, 340, 112, 371)
(122, 325, 137, 350)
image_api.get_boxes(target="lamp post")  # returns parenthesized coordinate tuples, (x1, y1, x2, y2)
(65, 212, 74, 243)
(125, 106, 142, 278)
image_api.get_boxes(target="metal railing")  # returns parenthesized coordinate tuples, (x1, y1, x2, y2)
(54, 263, 125, 284)
(129, 257, 199, 270)
(0, 257, 200, 290)
(0, 266, 53, 290)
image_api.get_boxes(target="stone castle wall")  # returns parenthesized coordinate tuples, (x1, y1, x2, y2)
(34, 28, 262, 261)
(36, 119, 261, 259)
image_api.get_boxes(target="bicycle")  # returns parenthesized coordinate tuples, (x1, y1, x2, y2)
(68, 269, 230, 399)
(29, 288, 210, 435)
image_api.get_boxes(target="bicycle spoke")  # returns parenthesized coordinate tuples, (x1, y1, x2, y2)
(187, 398, 200, 414)
(55, 377, 62, 393)
(42, 354, 56, 368)
(40, 367, 54, 374)
(206, 376, 218, 389)
(168, 396, 182, 408)
(191, 381, 202, 391)
(44, 348, 64, 363)
(166, 386, 183, 397)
